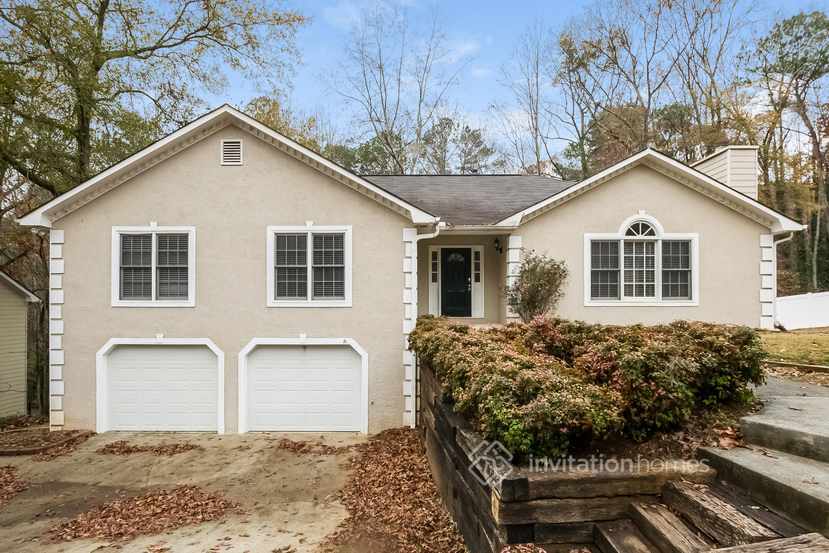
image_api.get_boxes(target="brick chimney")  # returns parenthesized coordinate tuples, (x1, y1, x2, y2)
(692, 145, 759, 200)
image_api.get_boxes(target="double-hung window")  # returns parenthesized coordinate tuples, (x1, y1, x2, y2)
(585, 218, 697, 305)
(267, 225, 352, 307)
(112, 226, 196, 307)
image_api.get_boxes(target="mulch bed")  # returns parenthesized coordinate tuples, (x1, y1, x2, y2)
(766, 364, 829, 387)
(274, 437, 351, 456)
(48, 485, 240, 542)
(0, 415, 47, 431)
(0, 427, 83, 454)
(0, 466, 28, 509)
(96, 440, 203, 457)
(320, 428, 466, 553)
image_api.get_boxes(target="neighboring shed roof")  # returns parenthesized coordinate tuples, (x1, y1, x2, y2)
(364, 174, 577, 225)
(0, 271, 40, 302)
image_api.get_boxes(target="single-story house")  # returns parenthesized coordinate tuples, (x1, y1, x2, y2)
(17, 105, 804, 434)
(0, 270, 40, 417)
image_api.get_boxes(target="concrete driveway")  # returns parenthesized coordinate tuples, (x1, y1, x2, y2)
(0, 431, 364, 552)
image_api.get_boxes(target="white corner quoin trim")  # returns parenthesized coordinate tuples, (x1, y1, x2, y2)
(266, 224, 353, 308)
(95, 337, 226, 434)
(236, 337, 369, 434)
(111, 225, 197, 308)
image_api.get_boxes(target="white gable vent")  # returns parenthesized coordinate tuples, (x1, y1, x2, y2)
(221, 139, 243, 166)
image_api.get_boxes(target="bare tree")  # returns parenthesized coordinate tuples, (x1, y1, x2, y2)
(337, 6, 461, 173)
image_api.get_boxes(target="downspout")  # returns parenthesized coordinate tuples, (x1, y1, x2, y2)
(408, 220, 444, 428)
(773, 232, 795, 329)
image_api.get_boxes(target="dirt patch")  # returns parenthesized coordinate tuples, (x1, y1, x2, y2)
(275, 437, 352, 456)
(320, 428, 465, 553)
(48, 485, 240, 542)
(32, 432, 94, 462)
(766, 364, 829, 387)
(0, 428, 87, 455)
(0, 466, 27, 509)
(96, 440, 203, 457)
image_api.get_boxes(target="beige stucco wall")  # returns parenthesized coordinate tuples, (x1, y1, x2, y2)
(519, 164, 767, 326)
(416, 234, 508, 324)
(55, 124, 409, 433)
(0, 282, 27, 417)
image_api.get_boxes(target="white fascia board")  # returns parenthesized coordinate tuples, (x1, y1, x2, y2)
(17, 107, 232, 228)
(0, 272, 40, 302)
(221, 106, 437, 224)
(499, 148, 805, 235)
(17, 105, 438, 227)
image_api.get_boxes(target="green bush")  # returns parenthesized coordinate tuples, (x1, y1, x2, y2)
(504, 252, 568, 323)
(409, 316, 766, 458)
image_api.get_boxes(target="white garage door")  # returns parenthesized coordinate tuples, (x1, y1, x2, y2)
(107, 345, 219, 431)
(246, 345, 362, 431)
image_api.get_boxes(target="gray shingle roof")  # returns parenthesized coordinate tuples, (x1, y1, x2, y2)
(363, 175, 577, 225)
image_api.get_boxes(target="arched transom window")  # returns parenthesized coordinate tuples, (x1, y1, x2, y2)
(586, 217, 697, 304)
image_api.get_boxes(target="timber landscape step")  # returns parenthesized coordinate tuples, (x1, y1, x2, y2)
(700, 445, 829, 535)
(706, 533, 829, 552)
(595, 519, 659, 553)
(661, 481, 779, 547)
(740, 396, 829, 463)
(629, 502, 712, 553)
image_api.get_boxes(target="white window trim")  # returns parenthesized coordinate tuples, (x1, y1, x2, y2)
(111, 225, 196, 308)
(427, 245, 485, 319)
(583, 216, 699, 307)
(95, 337, 225, 434)
(220, 138, 243, 166)
(237, 337, 368, 434)
(266, 225, 353, 308)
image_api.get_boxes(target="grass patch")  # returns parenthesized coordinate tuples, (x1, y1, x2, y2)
(760, 328, 829, 366)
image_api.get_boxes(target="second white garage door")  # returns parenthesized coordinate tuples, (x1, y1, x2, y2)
(107, 345, 219, 431)
(245, 344, 363, 432)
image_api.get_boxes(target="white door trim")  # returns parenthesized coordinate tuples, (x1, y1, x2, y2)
(95, 337, 225, 434)
(237, 337, 369, 434)
(427, 245, 485, 319)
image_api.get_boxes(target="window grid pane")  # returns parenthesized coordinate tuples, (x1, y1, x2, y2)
(590, 241, 620, 299)
(275, 233, 308, 299)
(312, 233, 345, 299)
(623, 241, 655, 298)
(120, 234, 152, 300)
(157, 233, 189, 299)
(662, 240, 692, 299)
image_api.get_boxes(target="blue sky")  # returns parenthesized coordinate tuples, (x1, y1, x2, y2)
(219, 0, 829, 138)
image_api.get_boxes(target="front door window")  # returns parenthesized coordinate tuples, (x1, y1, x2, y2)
(440, 248, 472, 317)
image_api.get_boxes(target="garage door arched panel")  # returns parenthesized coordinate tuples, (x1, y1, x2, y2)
(238, 338, 368, 434)
(96, 338, 225, 433)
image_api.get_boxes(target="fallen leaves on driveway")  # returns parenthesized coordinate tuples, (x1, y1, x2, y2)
(274, 437, 351, 456)
(0, 466, 28, 509)
(33, 431, 94, 462)
(320, 428, 466, 553)
(49, 485, 240, 542)
(97, 440, 203, 457)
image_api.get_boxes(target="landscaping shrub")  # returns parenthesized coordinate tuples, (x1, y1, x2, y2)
(409, 316, 766, 458)
(504, 252, 568, 322)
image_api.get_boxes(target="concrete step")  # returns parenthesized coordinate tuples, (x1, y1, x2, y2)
(700, 446, 829, 535)
(741, 397, 829, 463)
(707, 532, 829, 552)
(595, 519, 659, 553)
(662, 481, 778, 547)
(629, 502, 711, 553)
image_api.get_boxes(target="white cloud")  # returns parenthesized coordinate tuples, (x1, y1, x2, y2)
(469, 66, 494, 79)
(321, 0, 363, 31)
(442, 38, 481, 64)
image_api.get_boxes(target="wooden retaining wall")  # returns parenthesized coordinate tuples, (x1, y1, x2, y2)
(418, 362, 715, 553)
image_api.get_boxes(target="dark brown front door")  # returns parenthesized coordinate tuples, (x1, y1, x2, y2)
(441, 248, 472, 317)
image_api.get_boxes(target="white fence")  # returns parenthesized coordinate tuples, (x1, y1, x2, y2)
(776, 291, 829, 330)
